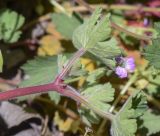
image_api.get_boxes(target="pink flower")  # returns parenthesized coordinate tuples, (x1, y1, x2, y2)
(124, 57, 135, 72)
(115, 57, 135, 78)
(115, 66, 128, 78)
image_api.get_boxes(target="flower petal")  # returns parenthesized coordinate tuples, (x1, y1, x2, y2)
(115, 66, 128, 78)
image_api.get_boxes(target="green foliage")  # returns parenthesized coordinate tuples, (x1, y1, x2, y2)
(139, 110, 160, 136)
(144, 39, 160, 69)
(81, 83, 115, 112)
(78, 107, 100, 126)
(48, 91, 60, 104)
(86, 68, 105, 84)
(144, 72, 160, 96)
(0, 9, 25, 43)
(111, 91, 147, 136)
(69, 60, 87, 77)
(72, 8, 111, 49)
(79, 83, 114, 126)
(120, 33, 138, 46)
(0, 50, 3, 72)
(132, 92, 148, 118)
(52, 13, 82, 39)
(57, 54, 69, 73)
(20, 56, 60, 102)
(21, 56, 58, 87)
(154, 22, 160, 36)
(72, 8, 122, 68)
(57, 53, 87, 77)
(89, 37, 122, 68)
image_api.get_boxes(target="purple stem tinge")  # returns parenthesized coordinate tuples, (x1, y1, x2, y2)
(0, 83, 59, 101)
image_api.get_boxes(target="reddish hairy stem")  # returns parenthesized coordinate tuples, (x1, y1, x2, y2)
(0, 82, 59, 101)
(55, 47, 86, 83)
(0, 48, 86, 101)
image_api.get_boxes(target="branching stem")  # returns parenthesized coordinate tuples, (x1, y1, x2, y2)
(0, 47, 114, 120)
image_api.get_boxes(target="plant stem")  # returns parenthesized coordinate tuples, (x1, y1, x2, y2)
(0, 83, 59, 101)
(96, 119, 108, 136)
(75, 0, 93, 12)
(109, 73, 138, 113)
(0, 81, 114, 120)
(55, 48, 86, 84)
(75, 0, 154, 41)
(110, 22, 153, 41)
(64, 76, 82, 84)
(63, 85, 114, 120)
(49, 0, 66, 13)
(70, 4, 160, 13)
(36, 96, 79, 119)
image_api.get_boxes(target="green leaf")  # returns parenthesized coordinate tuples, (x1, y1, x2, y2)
(52, 12, 82, 39)
(120, 33, 138, 46)
(0, 8, 25, 43)
(57, 54, 69, 74)
(79, 83, 114, 126)
(86, 68, 105, 84)
(81, 83, 115, 112)
(139, 110, 160, 136)
(111, 91, 147, 136)
(72, 8, 122, 68)
(69, 60, 87, 77)
(154, 22, 160, 37)
(90, 38, 121, 59)
(78, 107, 100, 127)
(20, 56, 58, 87)
(143, 39, 160, 69)
(72, 8, 111, 49)
(89, 37, 122, 68)
(57, 53, 87, 77)
(0, 51, 3, 72)
(48, 91, 61, 104)
(19, 56, 59, 101)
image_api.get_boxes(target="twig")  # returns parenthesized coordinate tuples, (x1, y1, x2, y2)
(70, 4, 160, 13)
(75, 0, 94, 12)
(49, 0, 66, 13)
(22, 14, 51, 31)
(36, 97, 79, 120)
(84, 127, 92, 136)
(41, 115, 49, 136)
(96, 119, 107, 136)
(110, 22, 153, 41)
(109, 73, 138, 113)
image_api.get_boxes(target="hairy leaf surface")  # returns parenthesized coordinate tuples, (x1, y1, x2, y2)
(90, 37, 122, 68)
(82, 83, 115, 112)
(144, 39, 160, 69)
(21, 56, 58, 87)
(111, 92, 147, 136)
(72, 8, 111, 49)
(52, 13, 82, 39)
(139, 110, 160, 136)
(0, 9, 25, 43)
(86, 68, 105, 84)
